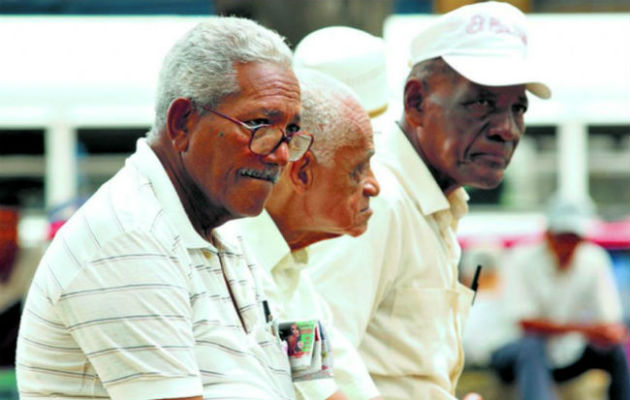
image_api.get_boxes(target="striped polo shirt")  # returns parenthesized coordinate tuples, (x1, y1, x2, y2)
(16, 139, 294, 400)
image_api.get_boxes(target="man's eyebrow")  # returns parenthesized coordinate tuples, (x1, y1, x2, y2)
(262, 109, 301, 124)
(359, 149, 376, 164)
(262, 109, 281, 118)
(477, 88, 497, 98)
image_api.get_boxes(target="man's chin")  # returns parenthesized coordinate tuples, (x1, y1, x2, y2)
(227, 201, 266, 220)
(346, 224, 368, 238)
(465, 170, 505, 189)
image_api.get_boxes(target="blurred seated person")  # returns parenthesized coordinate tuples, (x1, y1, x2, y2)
(226, 69, 381, 400)
(489, 197, 629, 400)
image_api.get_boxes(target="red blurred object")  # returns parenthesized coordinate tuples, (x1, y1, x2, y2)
(459, 231, 543, 250)
(586, 218, 630, 250)
(0, 207, 19, 283)
(47, 220, 66, 241)
(459, 217, 630, 251)
(46, 196, 88, 241)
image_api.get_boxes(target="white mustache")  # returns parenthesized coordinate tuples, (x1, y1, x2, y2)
(238, 168, 280, 183)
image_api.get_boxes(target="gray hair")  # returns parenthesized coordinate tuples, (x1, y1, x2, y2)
(297, 68, 367, 166)
(149, 16, 293, 137)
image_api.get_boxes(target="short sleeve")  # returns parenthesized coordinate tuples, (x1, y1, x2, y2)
(55, 230, 202, 399)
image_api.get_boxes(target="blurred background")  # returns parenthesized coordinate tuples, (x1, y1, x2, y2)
(0, 0, 628, 399)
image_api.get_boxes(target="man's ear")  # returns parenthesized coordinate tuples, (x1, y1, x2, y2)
(289, 151, 314, 194)
(166, 97, 197, 153)
(403, 79, 424, 127)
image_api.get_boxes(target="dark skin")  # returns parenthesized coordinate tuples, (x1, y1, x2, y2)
(520, 231, 629, 346)
(400, 59, 528, 195)
(149, 62, 301, 240)
(400, 60, 524, 400)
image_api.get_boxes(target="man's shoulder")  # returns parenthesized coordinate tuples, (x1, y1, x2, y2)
(80, 165, 170, 243)
(577, 240, 610, 258)
(40, 166, 179, 292)
(574, 240, 613, 272)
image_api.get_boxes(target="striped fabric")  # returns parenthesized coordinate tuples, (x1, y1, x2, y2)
(16, 139, 294, 400)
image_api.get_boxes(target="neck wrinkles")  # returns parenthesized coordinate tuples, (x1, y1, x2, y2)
(151, 139, 232, 240)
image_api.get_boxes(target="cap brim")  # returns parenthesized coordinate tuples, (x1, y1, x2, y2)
(443, 54, 551, 99)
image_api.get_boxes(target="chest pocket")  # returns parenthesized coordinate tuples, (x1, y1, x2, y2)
(389, 286, 473, 376)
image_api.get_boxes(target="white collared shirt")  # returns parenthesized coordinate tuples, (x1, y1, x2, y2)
(503, 240, 623, 367)
(16, 138, 294, 400)
(226, 211, 380, 400)
(308, 122, 473, 400)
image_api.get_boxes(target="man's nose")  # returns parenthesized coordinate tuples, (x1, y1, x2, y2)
(488, 111, 523, 142)
(263, 142, 290, 167)
(363, 169, 380, 197)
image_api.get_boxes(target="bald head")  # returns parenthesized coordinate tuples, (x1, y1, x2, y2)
(297, 68, 372, 166)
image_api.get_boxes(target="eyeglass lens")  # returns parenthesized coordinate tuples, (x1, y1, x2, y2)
(251, 127, 312, 161)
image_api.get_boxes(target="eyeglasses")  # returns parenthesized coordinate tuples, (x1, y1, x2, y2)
(202, 107, 313, 162)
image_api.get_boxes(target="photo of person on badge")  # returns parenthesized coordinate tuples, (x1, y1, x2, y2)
(287, 323, 304, 356)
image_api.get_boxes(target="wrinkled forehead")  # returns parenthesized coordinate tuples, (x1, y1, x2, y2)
(229, 61, 301, 105)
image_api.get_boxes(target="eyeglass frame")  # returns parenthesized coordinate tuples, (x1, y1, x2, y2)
(200, 105, 313, 162)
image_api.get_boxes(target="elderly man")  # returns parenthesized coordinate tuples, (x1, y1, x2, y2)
(16, 17, 310, 399)
(226, 69, 381, 400)
(307, 2, 550, 399)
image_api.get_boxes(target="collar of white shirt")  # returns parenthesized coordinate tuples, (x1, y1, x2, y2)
(232, 210, 309, 276)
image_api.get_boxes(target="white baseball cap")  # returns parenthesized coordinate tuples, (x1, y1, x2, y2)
(294, 26, 389, 117)
(546, 196, 595, 236)
(410, 1, 551, 99)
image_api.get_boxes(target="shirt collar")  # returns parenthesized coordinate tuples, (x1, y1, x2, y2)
(128, 138, 211, 250)
(233, 210, 309, 275)
(375, 123, 445, 215)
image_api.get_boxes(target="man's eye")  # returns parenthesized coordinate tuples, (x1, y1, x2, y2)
(513, 104, 528, 114)
(465, 98, 494, 114)
(245, 118, 269, 127)
(475, 98, 492, 107)
(286, 124, 300, 134)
